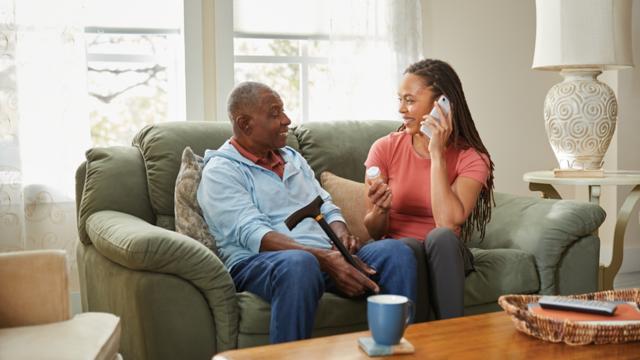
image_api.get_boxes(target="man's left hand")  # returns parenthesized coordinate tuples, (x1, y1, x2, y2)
(339, 233, 362, 254)
(330, 221, 363, 254)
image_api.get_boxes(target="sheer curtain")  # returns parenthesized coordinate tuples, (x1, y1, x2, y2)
(326, 0, 423, 121)
(0, 0, 90, 290)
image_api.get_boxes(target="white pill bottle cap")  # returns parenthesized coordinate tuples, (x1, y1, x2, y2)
(366, 166, 381, 179)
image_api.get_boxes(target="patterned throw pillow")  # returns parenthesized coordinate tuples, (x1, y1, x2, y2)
(320, 171, 371, 241)
(174, 146, 217, 254)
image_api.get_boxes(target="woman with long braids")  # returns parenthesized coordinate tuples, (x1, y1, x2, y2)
(363, 59, 495, 319)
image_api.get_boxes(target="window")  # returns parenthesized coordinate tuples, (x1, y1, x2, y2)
(232, 0, 329, 123)
(84, 0, 185, 146)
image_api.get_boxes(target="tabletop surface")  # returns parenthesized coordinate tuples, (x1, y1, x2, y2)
(523, 170, 640, 186)
(213, 311, 640, 360)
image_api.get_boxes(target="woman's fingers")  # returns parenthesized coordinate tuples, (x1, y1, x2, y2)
(369, 183, 390, 204)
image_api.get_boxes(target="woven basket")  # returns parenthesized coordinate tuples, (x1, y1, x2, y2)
(498, 288, 640, 345)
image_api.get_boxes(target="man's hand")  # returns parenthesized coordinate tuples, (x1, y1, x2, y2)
(338, 233, 363, 254)
(330, 221, 364, 254)
(319, 250, 379, 297)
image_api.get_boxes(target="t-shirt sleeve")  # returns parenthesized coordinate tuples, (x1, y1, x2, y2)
(364, 136, 391, 179)
(457, 148, 490, 187)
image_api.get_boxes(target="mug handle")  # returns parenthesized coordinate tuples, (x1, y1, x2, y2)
(405, 299, 415, 328)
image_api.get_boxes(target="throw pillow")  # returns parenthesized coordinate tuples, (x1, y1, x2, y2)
(174, 146, 217, 254)
(320, 171, 371, 241)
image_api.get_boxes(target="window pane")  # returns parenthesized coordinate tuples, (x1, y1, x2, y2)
(234, 63, 301, 123)
(87, 61, 169, 147)
(234, 38, 298, 56)
(86, 33, 183, 146)
(308, 64, 329, 122)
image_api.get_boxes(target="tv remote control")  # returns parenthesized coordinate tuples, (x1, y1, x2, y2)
(538, 296, 618, 316)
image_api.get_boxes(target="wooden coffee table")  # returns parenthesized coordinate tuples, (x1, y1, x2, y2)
(213, 311, 640, 359)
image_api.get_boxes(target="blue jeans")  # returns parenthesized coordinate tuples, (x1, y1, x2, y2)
(229, 239, 417, 343)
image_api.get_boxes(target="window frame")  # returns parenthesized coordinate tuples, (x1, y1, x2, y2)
(233, 32, 328, 123)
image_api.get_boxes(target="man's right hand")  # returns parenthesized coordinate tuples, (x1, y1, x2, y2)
(319, 250, 379, 297)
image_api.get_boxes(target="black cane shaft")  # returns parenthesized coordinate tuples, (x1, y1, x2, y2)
(316, 217, 365, 273)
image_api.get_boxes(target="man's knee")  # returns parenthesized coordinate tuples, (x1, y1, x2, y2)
(373, 239, 415, 266)
(425, 228, 459, 253)
(274, 250, 322, 286)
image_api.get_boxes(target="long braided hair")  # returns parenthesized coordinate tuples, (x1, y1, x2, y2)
(400, 59, 495, 242)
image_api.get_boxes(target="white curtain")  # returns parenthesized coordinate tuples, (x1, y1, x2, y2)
(0, 0, 90, 290)
(326, 0, 423, 121)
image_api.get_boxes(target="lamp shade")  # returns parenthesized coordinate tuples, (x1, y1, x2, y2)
(533, 0, 633, 71)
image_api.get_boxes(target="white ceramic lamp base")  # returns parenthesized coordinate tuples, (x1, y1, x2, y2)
(544, 70, 617, 170)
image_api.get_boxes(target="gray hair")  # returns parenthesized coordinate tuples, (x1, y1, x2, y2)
(227, 81, 273, 121)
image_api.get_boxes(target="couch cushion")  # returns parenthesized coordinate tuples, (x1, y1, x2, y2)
(465, 248, 539, 306)
(236, 291, 366, 335)
(174, 146, 217, 254)
(132, 121, 299, 226)
(320, 171, 370, 241)
(294, 120, 400, 182)
(0, 313, 121, 360)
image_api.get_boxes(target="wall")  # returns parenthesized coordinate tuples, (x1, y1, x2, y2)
(615, 0, 640, 272)
(421, 0, 560, 196)
(421, 0, 640, 273)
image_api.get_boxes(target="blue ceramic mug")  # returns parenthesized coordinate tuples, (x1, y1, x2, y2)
(367, 294, 414, 345)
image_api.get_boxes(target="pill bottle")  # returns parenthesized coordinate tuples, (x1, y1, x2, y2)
(366, 166, 382, 185)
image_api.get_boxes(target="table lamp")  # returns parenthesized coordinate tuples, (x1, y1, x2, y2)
(533, 0, 633, 173)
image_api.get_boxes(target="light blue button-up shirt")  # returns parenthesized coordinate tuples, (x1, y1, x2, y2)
(197, 140, 345, 271)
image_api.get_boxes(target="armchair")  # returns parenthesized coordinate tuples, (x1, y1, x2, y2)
(0, 250, 121, 359)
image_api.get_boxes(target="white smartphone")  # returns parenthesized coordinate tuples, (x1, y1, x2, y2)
(420, 95, 450, 138)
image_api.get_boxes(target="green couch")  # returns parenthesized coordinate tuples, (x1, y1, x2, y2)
(75, 120, 605, 360)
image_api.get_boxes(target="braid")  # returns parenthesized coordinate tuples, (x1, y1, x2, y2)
(400, 59, 495, 242)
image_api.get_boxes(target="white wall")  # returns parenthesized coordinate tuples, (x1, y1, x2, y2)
(615, 0, 640, 271)
(421, 0, 561, 196)
(421, 0, 640, 273)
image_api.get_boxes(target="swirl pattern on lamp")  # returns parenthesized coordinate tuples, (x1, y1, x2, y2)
(543, 75, 617, 170)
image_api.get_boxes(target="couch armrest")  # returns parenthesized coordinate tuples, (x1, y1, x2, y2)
(468, 192, 605, 294)
(85, 210, 238, 351)
(0, 250, 70, 327)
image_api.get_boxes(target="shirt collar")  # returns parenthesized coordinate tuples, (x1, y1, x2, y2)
(229, 137, 284, 166)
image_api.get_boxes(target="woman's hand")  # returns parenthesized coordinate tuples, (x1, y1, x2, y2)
(367, 180, 392, 212)
(422, 101, 453, 157)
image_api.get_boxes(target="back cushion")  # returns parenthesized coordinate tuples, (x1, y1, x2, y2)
(132, 121, 299, 228)
(294, 120, 400, 182)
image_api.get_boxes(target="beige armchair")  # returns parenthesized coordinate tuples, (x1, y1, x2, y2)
(0, 250, 121, 359)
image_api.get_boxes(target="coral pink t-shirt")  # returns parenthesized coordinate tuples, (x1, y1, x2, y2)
(364, 132, 490, 240)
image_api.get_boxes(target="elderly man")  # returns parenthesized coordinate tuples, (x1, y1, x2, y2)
(197, 81, 416, 344)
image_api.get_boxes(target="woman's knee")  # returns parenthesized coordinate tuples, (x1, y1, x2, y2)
(425, 228, 459, 253)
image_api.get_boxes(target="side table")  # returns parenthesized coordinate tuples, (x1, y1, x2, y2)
(523, 170, 640, 290)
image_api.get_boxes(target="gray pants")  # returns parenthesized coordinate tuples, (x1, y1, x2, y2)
(399, 228, 474, 321)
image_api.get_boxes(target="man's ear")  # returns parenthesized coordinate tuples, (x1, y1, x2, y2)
(236, 114, 253, 135)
